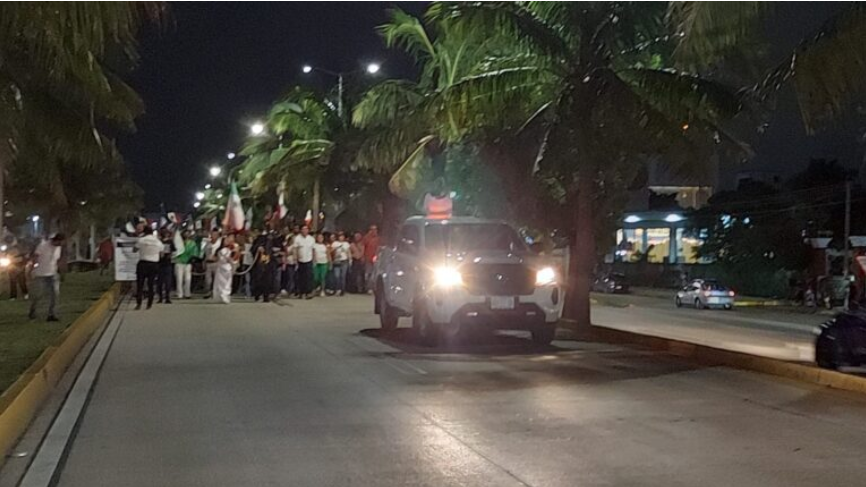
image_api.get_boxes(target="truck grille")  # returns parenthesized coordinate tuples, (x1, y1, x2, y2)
(463, 264, 534, 296)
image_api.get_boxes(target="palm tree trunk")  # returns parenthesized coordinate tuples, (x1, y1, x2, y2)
(566, 168, 595, 328)
(0, 139, 9, 236)
(311, 175, 321, 231)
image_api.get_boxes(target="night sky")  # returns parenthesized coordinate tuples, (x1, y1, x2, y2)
(120, 2, 864, 211)
(120, 2, 424, 211)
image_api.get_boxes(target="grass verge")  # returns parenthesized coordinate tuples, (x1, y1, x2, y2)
(0, 272, 113, 393)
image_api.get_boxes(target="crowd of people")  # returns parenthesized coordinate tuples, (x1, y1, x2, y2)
(131, 223, 382, 308)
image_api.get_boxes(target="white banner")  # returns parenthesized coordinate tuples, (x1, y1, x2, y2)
(114, 236, 139, 281)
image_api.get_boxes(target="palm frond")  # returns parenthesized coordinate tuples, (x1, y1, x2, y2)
(669, 2, 767, 67)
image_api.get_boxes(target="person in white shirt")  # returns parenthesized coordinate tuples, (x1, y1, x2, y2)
(312, 233, 330, 297)
(134, 229, 163, 310)
(213, 234, 238, 304)
(292, 226, 316, 299)
(29, 233, 65, 321)
(330, 232, 351, 296)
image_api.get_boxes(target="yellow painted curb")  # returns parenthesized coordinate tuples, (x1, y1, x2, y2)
(584, 324, 866, 395)
(0, 282, 120, 467)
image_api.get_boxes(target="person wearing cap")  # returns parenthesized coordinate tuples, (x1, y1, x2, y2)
(29, 233, 65, 321)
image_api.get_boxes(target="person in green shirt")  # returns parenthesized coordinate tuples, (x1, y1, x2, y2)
(174, 231, 198, 299)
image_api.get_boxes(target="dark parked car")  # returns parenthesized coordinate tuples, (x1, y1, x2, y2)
(592, 272, 629, 294)
(815, 311, 866, 369)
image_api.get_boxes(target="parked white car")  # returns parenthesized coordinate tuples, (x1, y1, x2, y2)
(374, 216, 563, 345)
(675, 279, 736, 310)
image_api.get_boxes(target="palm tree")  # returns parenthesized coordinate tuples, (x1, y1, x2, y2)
(424, 2, 747, 327)
(237, 88, 337, 230)
(0, 2, 163, 232)
(352, 8, 543, 202)
(670, 3, 866, 133)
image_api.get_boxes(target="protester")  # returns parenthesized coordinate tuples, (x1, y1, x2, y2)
(362, 225, 380, 294)
(174, 231, 198, 299)
(312, 233, 330, 297)
(240, 231, 256, 298)
(156, 229, 175, 304)
(4, 235, 28, 300)
(213, 233, 238, 304)
(293, 226, 315, 299)
(251, 230, 277, 302)
(28, 234, 64, 321)
(200, 229, 222, 298)
(349, 232, 365, 293)
(134, 229, 162, 310)
(331, 232, 350, 296)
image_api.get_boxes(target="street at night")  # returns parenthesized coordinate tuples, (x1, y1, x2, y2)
(7, 297, 861, 487)
(3, 3, 866, 486)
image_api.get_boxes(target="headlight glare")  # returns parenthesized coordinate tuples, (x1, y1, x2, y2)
(433, 266, 463, 288)
(536, 267, 557, 286)
(0, 257, 10, 268)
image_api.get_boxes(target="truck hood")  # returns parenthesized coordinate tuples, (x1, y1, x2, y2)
(441, 250, 532, 266)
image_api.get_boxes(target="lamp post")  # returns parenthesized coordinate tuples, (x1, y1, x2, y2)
(301, 62, 381, 121)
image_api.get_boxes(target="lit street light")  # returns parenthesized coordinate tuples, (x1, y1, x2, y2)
(193, 202, 201, 209)
(195, 191, 205, 201)
(204, 184, 212, 190)
(250, 122, 265, 136)
(209, 166, 222, 178)
(301, 61, 381, 120)
(227, 152, 236, 160)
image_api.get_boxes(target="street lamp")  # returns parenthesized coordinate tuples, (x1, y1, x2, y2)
(193, 202, 201, 209)
(301, 61, 382, 121)
(195, 191, 205, 201)
(209, 166, 222, 178)
(227, 152, 236, 160)
(204, 184, 212, 190)
(250, 122, 265, 136)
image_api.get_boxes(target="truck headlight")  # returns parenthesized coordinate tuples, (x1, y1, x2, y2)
(433, 266, 463, 288)
(0, 257, 10, 268)
(536, 267, 557, 286)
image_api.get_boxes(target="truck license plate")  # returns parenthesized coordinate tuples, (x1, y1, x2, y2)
(491, 296, 515, 310)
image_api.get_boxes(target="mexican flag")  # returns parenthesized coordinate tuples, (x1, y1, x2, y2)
(222, 182, 245, 231)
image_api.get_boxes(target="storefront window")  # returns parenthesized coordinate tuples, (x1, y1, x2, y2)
(646, 228, 670, 263)
(676, 228, 705, 263)
(616, 228, 644, 262)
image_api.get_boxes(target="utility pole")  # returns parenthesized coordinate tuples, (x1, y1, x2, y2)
(844, 180, 852, 277)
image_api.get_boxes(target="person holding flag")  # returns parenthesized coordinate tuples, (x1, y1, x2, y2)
(222, 181, 246, 233)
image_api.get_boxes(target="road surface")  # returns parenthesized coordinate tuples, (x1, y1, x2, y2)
(592, 293, 824, 361)
(22, 296, 866, 486)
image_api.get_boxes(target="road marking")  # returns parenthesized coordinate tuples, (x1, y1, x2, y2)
(19, 302, 127, 487)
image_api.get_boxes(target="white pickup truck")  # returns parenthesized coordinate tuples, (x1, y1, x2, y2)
(373, 216, 563, 345)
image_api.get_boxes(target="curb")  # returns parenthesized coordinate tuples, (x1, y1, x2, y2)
(561, 322, 866, 395)
(0, 283, 121, 467)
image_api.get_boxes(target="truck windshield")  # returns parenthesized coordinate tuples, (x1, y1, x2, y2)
(425, 223, 526, 253)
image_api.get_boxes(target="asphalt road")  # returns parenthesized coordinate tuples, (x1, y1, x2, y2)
(591, 293, 825, 361)
(44, 295, 866, 486)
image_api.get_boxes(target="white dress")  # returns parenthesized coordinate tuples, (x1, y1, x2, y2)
(213, 246, 235, 304)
